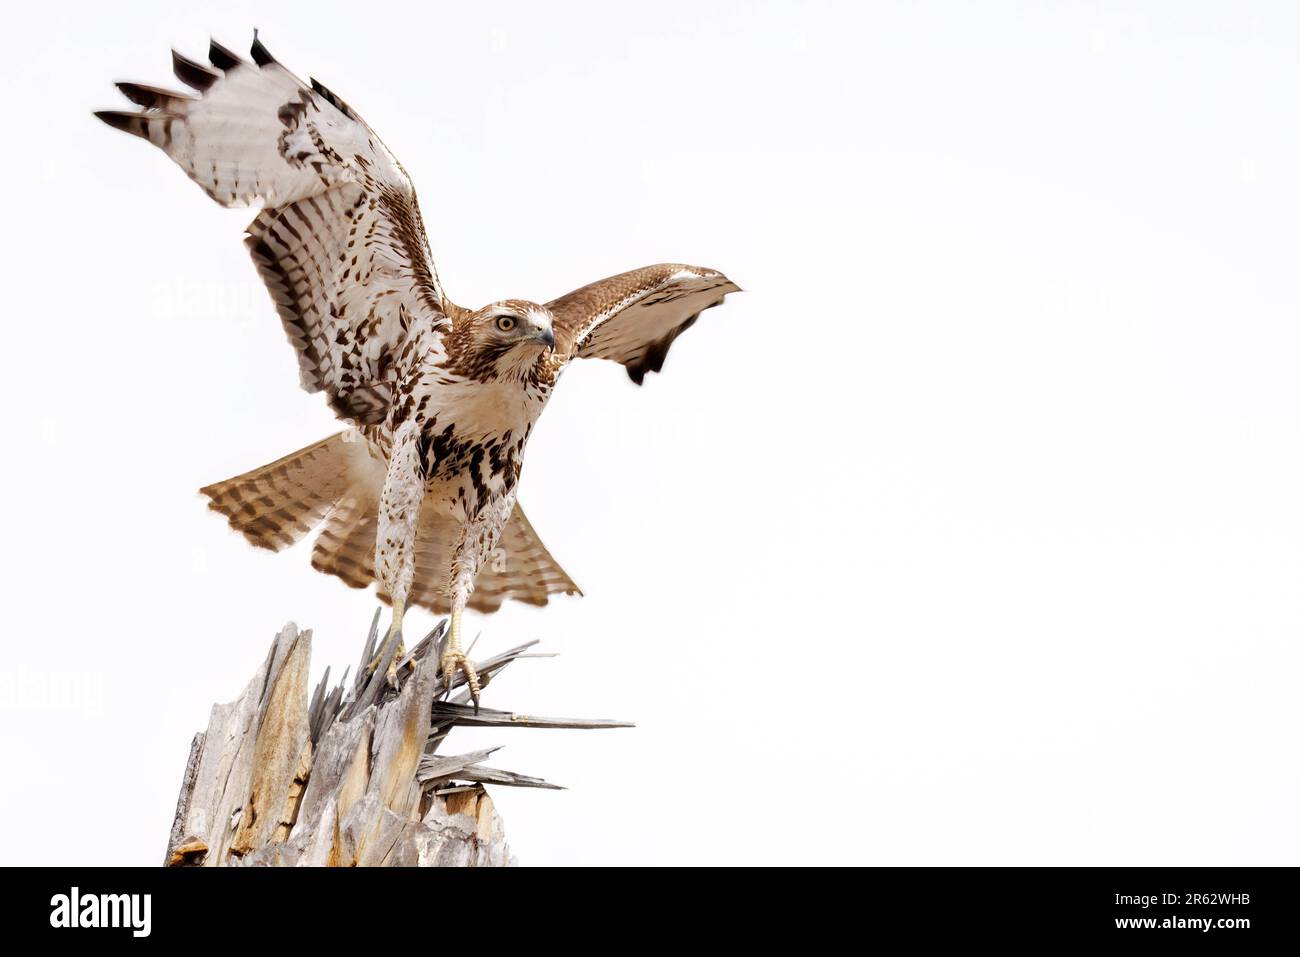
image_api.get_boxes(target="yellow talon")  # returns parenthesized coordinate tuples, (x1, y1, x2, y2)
(440, 607, 481, 708)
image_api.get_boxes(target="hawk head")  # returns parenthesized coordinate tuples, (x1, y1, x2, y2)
(446, 300, 556, 382)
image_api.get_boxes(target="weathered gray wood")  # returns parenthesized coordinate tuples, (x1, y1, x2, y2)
(431, 702, 637, 730)
(417, 747, 503, 784)
(164, 614, 632, 866)
(455, 766, 565, 791)
(164, 732, 205, 866)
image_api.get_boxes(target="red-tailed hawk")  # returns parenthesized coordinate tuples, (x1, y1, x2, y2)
(97, 35, 739, 704)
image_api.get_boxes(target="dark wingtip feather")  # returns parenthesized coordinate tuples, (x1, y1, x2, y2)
(94, 109, 145, 137)
(172, 49, 219, 91)
(250, 29, 276, 66)
(624, 313, 700, 385)
(310, 76, 356, 119)
(113, 82, 156, 108)
(115, 81, 186, 109)
(208, 38, 245, 70)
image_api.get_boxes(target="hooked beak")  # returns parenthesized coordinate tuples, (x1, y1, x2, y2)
(537, 326, 556, 351)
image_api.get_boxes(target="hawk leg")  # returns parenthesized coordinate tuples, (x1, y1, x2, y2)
(441, 603, 481, 709)
(365, 598, 414, 685)
(369, 422, 425, 687)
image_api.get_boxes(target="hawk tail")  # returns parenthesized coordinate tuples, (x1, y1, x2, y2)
(199, 432, 581, 614)
(199, 431, 378, 552)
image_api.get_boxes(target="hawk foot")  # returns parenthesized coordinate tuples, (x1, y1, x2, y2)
(441, 649, 481, 711)
(366, 628, 415, 687)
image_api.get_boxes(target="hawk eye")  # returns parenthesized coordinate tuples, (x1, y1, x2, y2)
(495, 315, 517, 333)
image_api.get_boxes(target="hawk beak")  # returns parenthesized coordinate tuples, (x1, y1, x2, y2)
(539, 327, 556, 351)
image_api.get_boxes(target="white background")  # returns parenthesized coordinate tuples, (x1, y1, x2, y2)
(2, 1, 1298, 866)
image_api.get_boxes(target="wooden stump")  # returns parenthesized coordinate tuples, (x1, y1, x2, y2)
(164, 616, 632, 867)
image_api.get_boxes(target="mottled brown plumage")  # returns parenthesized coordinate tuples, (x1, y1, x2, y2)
(98, 35, 739, 694)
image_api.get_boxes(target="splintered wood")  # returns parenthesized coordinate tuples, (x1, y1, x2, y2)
(164, 615, 633, 867)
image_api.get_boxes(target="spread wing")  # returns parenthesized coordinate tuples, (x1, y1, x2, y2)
(548, 264, 740, 384)
(96, 35, 446, 424)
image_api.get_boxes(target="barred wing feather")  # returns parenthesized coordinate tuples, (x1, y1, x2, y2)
(548, 263, 740, 384)
(96, 35, 446, 424)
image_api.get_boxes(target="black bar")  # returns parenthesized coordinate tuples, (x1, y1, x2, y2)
(5, 865, 1295, 944)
